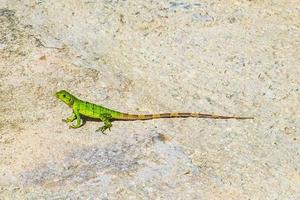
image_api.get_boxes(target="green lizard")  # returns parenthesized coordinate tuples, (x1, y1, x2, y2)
(55, 90, 253, 133)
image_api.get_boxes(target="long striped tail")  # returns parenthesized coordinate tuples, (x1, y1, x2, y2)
(115, 112, 253, 121)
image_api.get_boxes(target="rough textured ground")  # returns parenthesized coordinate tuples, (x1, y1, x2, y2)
(0, 0, 299, 199)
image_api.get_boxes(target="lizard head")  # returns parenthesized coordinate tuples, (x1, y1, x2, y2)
(55, 90, 76, 107)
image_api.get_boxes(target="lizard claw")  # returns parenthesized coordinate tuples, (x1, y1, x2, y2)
(101, 127, 107, 135)
(96, 126, 110, 134)
(69, 125, 81, 129)
(63, 118, 75, 123)
(63, 118, 73, 123)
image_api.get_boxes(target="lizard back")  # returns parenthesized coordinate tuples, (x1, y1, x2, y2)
(75, 100, 122, 119)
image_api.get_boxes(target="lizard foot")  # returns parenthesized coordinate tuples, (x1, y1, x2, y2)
(62, 113, 76, 123)
(69, 125, 81, 129)
(96, 124, 111, 134)
(63, 119, 71, 123)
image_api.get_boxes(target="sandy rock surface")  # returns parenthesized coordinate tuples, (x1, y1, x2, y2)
(0, 0, 299, 199)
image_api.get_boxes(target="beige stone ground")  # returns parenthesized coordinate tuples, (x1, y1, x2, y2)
(0, 0, 299, 199)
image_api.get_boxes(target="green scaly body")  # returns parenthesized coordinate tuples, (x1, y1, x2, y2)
(55, 90, 253, 133)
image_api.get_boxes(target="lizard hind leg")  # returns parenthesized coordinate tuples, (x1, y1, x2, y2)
(96, 113, 113, 134)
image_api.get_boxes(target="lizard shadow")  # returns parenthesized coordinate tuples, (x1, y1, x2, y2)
(80, 116, 100, 127)
(79, 115, 199, 131)
(80, 116, 137, 127)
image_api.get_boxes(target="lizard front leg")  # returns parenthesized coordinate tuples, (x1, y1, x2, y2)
(62, 112, 76, 123)
(69, 109, 82, 129)
(96, 113, 113, 134)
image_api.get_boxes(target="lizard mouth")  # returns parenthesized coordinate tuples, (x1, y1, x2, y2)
(54, 92, 60, 98)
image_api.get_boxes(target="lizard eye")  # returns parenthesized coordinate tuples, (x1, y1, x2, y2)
(62, 94, 66, 97)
